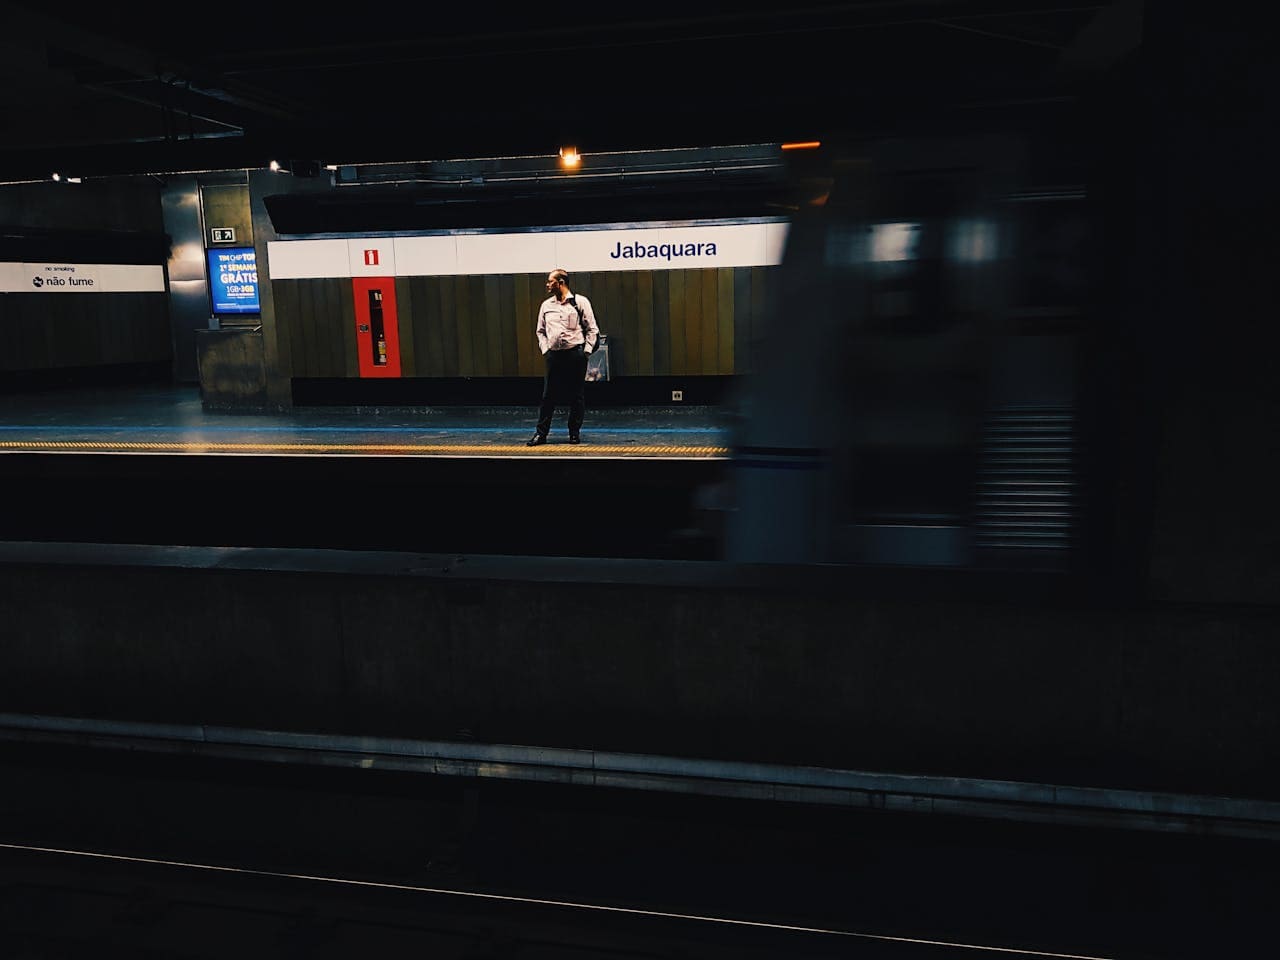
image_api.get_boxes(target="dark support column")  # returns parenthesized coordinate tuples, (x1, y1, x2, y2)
(1137, 6, 1278, 604)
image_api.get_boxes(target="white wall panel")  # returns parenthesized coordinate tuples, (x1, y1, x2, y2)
(457, 233, 557, 276)
(97, 264, 166, 292)
(265, 239, 348, 279)
(394, 235, 461, 276)
(0, 262, 22, 291)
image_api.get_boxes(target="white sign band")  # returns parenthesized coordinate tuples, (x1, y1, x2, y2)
(268, 222, 789, 280)
(0, 262, 166, 293)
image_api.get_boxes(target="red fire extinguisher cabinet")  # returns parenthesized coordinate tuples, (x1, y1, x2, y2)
(352, 277, 402, 378)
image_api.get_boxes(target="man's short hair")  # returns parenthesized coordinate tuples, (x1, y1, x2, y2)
(550, 268, 569, 283)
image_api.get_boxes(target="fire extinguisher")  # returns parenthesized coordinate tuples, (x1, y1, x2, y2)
(376, 332, 387, 366)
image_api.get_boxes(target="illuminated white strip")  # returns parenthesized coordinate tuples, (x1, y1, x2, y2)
(267, 222, 790, 280)
(0, 841, 1117, 958)
(0, 261, 165, 293)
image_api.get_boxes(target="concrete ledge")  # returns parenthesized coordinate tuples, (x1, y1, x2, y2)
(3, 712, 1279, 842)
(0, 539, 1070, 600)
(4, 540, 1278, 808)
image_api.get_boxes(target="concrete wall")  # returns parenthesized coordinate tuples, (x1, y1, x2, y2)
(196, 329, 268, 409)
(2, 543, 1276, 804)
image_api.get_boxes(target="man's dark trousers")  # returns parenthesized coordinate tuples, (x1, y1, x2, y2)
(536, 345, 588, 438)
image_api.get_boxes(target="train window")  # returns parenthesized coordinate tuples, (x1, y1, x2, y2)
(870, 222, 922, 261)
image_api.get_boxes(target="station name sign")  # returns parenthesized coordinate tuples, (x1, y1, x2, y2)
(267, 222, 789, 280)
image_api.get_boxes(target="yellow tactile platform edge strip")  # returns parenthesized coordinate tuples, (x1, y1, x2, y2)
(0, 440, 730, 457)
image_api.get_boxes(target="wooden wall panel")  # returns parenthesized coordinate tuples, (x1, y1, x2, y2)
(603, 271, 622, 376)
(338, 280, 357, 377)
(439, 278, 459, 376)
(25, 300, 44, 367)
(271, 264, 776, 381)
(717, 268, 735, 375)
(467, 276, 485, 375)
(143, 300, 170, 361)
(733, 267, 752, 374)
(100, 297, 127, 364)
(302, 281, 323, 377)
(421, 277, 446, 377)
(91, 296, 115, 363)
(145, 301, 171, 361)
(617, 271, 636, 376)
(497, 276, 516, 376)
(0, 302, 18, 371)
(284, 280, 307, 376)
(683, 269, 703, 374)
(453, 278, 474, 376)
(298, 281, 321, 378)
(635, 272, 654, 375)
(0, 301, 19, 368)
(407, 276, 427, 378)
(699, 270, 718, 375)
(24, 300, 42, 368)
(60, 301, 90, 366)
(298, 280, 315, 376)
(4, 299, 30, 370)
(41, 298, 61, 365)
(269, 277, 390, 379)
(481, 275, 503, 376)
(325, 279, 350, 377)
(49, 300, 83, 366)
(397, 278, 418, 378)
(117, 298, 144, 364)
(514, 276, 536, 376)
(315, 281, 338, 377)
(40, 297, 65, 366)
(652, 271, 670, 374)
(287, 279, 305, 377)
(666, 271, 685, 375)
(16, 300, 39, 369)
(274, 280, 300, 378)
(35, 298, 61, 369)
(72, 306, 100, 367)
(52, 299, 79, 366)
(86, 300, 109, 365)
(0, 293, 169, 373)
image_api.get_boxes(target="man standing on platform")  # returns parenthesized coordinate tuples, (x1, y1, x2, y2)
(527, 268, 599, 446)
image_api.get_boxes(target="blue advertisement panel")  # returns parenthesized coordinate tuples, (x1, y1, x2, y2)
(207, 246, 260, 315)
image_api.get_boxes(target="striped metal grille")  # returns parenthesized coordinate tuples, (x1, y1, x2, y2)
(974, 406, 1078, 561)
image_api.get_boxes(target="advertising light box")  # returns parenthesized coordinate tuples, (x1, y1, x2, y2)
(207, 246, 260, 315)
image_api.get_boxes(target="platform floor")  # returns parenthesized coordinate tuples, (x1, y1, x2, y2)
(0, 384, 732, 460)
(0, 383, 730, 555)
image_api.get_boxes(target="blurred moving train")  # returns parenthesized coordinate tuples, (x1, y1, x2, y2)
(720, 132, 1104, 578)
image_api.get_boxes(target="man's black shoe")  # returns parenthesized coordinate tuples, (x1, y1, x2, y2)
(526, 434, 546, 447)
(568, 435, 581, 445)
